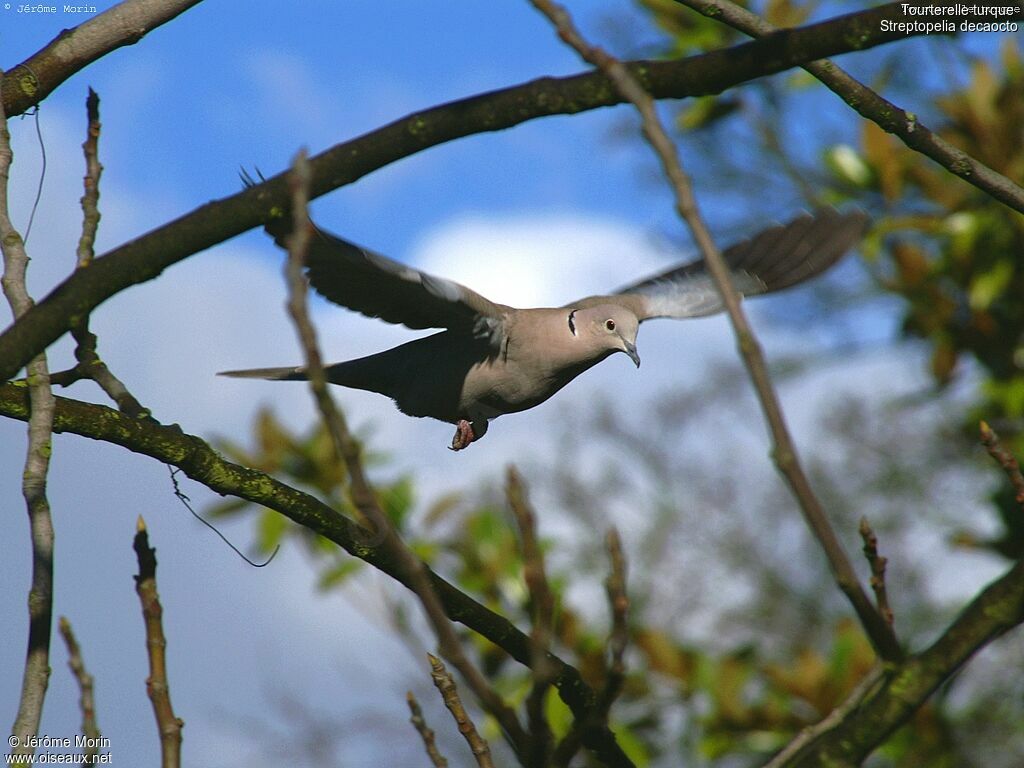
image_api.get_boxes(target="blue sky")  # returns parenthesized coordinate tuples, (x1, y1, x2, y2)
(1, 2, 1016, 766)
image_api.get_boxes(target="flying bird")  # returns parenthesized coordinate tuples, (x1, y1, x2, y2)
(221, 208, 868, 450)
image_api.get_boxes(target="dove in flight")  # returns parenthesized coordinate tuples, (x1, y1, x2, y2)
(220, 208, 868, 450)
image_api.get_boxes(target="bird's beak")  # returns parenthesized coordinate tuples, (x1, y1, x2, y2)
(623, 340, 641, 368)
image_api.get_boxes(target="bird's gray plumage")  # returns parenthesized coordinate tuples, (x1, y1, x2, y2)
(220, 208, 868, 449)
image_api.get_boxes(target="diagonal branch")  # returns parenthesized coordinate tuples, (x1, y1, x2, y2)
(280, 152, 529, 761)
(672, 0, 1024, 215)
(0, 4, 926, 382)
(529, 0, 901, 663)
(778, 556, 1024, 766)
(2, 0, 206, 119)
(0, 382, 633, 768)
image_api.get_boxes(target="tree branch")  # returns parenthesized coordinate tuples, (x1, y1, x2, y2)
(2, 0, 206, 119)
(506, 467, 556, 766)
(529, 0, 901, 663)
(133, 517, 183, 768)
(428, 654, 495, 768)
(0, 382, 634, 768)
(0, 3, 923, 382)
(779, 556, 1024, 766)
(672, 0, 1024, 215)
(57, 617, 101, 764)
(1, 70, 57, 759)
(406, 691, 449, 768)
(281, 152, 529, 761)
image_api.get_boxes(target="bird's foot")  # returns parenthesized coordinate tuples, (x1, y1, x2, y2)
(449, 419, 476, 451)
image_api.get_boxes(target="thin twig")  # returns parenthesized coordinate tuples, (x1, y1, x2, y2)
(407, 691, 449, 768)
(280, 150, 529, 760)
(46, 88, 152, 418)
(57, 617, 101, 763)
(428, 654, 494, 768)
(0, 69, 57, 758)
(858, 518, 894, 628)
(671, 0, 1024, 215)
(528, 0, 902, 664)
(601, 528, 629, 710)
(49, 321, 151, 417)
(506, 466, 556, 766)
(553, 527, 630, 766)
(77, 87, 102, 268)
(763, 666, 885, 768)
(980, 420, 1024, 508)
(133, 516, 183, 768)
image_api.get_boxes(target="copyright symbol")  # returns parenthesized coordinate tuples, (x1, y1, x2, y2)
(8, 735, 19, 748)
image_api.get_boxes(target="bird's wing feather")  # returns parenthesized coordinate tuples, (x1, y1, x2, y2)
(572, 208, 868, 321)
(266, 217, 511, 344)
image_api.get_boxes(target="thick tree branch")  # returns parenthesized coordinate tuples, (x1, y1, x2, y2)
(2, 0, 205, 119)
(672, 0, 1024, 215)
(0, 4, 921, 382)
(0, 382, 633, 768)
(780, 556, 1024, 766)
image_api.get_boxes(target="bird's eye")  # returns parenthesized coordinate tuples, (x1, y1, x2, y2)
(605, 319, 616, 332)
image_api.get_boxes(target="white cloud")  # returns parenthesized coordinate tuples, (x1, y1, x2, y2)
(413, 211, 669, 307)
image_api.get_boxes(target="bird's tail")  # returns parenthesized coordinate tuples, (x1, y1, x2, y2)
(218, 366, 308, 381)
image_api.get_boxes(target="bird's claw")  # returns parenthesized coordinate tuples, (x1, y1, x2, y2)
(449, 419, 475, 451)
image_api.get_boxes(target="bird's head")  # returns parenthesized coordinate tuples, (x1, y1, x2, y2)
(570, 305, 640, 367)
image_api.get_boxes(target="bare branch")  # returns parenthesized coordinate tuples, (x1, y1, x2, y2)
(76, 88, 103, 269)
(859, 518, 894, 628)
(133, 516, 183, 768)
(47, 89, 150, 418)
(428, 654, 494, 768)
(2, 0, 206, 119)
(280, 151, 529, 761)
(764, 666, 885, 768)
(672, 0, 1024, 215)
(57, 617, 101, 763)
(1, 70, 56, 758)
(553, 527, 630, 767)
(506, 466, 556, 765)
(527, 0, 902, 663)
(776, 557, 1024, 766)
(601, 528, 629, 710)
(980, 420, 1024, 508)
(406, 691, 449, 768)
(0, 6, 929, 383)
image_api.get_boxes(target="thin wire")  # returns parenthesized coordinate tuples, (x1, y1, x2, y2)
(167, 466, 278, 567)
(21, 106, 46, 246)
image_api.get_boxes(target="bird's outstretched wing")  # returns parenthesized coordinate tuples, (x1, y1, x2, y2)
(572, 208, 869, 321)
(266, 217, 511, 344)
